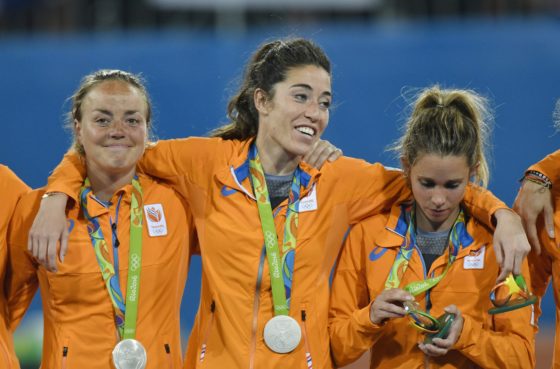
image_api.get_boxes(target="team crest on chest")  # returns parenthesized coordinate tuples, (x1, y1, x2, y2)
(144, 204, 168, 237)
(463, 245, 485, 269)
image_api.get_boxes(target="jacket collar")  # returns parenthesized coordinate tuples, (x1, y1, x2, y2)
(214, 139, 321, 201)
(80, 174, 149, 218)
(375, 203, 490, 254)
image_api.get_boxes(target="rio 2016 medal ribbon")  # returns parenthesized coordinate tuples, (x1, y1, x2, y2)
(263, 315, 302, 354)
(249, 145, 304, 353)
(81, 177, 147, 366)
(112, 339, 147, 369)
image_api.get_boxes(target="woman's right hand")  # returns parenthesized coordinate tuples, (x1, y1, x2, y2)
(28, 193, 70, 272)
(513, 179, 554, 255)
(369, 288, 414, 325)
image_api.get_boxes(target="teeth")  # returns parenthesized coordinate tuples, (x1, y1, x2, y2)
(296, 126, 315, 136)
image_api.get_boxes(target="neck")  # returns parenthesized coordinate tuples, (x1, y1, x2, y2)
(255, 135, 300, 176)
(86, 166, 136, 202)
(415, 205, 460, 233)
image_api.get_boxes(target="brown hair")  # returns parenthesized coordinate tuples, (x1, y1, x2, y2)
(391, 85, 492, 187)
(66, 69, 153, 154)
(211, 38, 331, 140)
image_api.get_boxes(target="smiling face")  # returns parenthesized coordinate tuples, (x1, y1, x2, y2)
(255, 64, 331, 170)
(75, 80, 148, 180)
(405, 153, 475, 232)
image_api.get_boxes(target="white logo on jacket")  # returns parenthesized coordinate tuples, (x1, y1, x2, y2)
(144, 204, 168, 237)
(463, 245, 485, 269)
(298, 184, 318, 212)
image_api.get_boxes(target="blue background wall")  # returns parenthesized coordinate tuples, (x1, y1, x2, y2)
(1, 18, 558, 364)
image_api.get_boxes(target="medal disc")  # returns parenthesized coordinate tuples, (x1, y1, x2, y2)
(263, 315, 302, 354)
(112, 339, 147, 369)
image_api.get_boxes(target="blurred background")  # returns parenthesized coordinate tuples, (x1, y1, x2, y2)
(1, 0, 559, 368)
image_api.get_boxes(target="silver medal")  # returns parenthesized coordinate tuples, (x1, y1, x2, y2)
(112, 339, 147, 369)
(263, 315, 302, 354)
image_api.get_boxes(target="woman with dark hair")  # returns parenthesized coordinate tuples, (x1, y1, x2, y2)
(30, 39, 528, 369)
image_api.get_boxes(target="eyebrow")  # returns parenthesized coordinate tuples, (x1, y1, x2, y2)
(290, 83, 332, 97)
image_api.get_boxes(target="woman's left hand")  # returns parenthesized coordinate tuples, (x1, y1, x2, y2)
(303, 139, 342, 169)
(418, 305, 464, 357)
(492, 209, 531, 282)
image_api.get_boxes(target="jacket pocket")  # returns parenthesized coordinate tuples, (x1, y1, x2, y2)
(199, 300, 216, 364)
(301, 310, 314, 369)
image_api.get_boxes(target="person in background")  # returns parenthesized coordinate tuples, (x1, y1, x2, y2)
(0, 165, 28, 369)
(329, 86, 535, 369)
(513, 98, 560, 369)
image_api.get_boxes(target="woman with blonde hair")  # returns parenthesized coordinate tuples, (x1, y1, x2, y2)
(329, 86, 535, 368)
(7, 70, 196, 368)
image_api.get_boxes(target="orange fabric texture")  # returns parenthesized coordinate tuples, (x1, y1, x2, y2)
(0, 165, 29, 369)
(329, 204, 536, 369)
(529, 149, 560, 184)
(44, 137, 507, 369)
(7, 174, 194, 369)
(527, 149, 560, 369)
(528, 151, 560, 369)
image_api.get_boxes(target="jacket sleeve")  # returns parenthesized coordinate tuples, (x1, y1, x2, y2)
(528, 222, 554, 325)
(462, 183, 508, 230)
(528, 149, 560, 184)
(527, 187, 560, 325)
(46, 137, 233, 202)
(6, 192, 40, 331)
(453, 261, 536, 369)
(44, 151, 86, 203)
(328, 223, 386, 367)
(332, 159, 505, 229)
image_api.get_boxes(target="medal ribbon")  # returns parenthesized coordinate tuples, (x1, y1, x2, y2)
(249, 144, 302, 316)
(384, 205, 468, 296)
(80, 177, 143, 339)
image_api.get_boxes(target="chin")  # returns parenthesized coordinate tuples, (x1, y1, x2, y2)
(293, 141, 316, 157)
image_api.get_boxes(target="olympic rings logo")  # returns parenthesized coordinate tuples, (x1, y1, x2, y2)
(130, 254, 141, 271)
(265, 230, 277, 246)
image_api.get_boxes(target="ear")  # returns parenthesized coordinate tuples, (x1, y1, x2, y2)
(253, 88, 271, 115)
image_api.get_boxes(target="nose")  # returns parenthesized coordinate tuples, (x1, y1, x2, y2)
(108, 119, 126, 138)
(304, 101, 321, 121)
(431, 189, 446, 208)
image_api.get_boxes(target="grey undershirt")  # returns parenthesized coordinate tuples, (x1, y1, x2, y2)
(415, 228, 449, 271)
(265, 173, 292, 209)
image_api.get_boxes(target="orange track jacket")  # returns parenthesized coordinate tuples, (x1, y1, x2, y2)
(44, 137, 507, 369)
(527, 149, 560, 369)
(0, 165, 29, 369)
(8, 174, 194, 369)
(329, 203, 536, 369)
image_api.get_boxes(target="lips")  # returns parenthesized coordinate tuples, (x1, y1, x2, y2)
(104, 143, 132, 148)
(428, 209, 448, 217)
